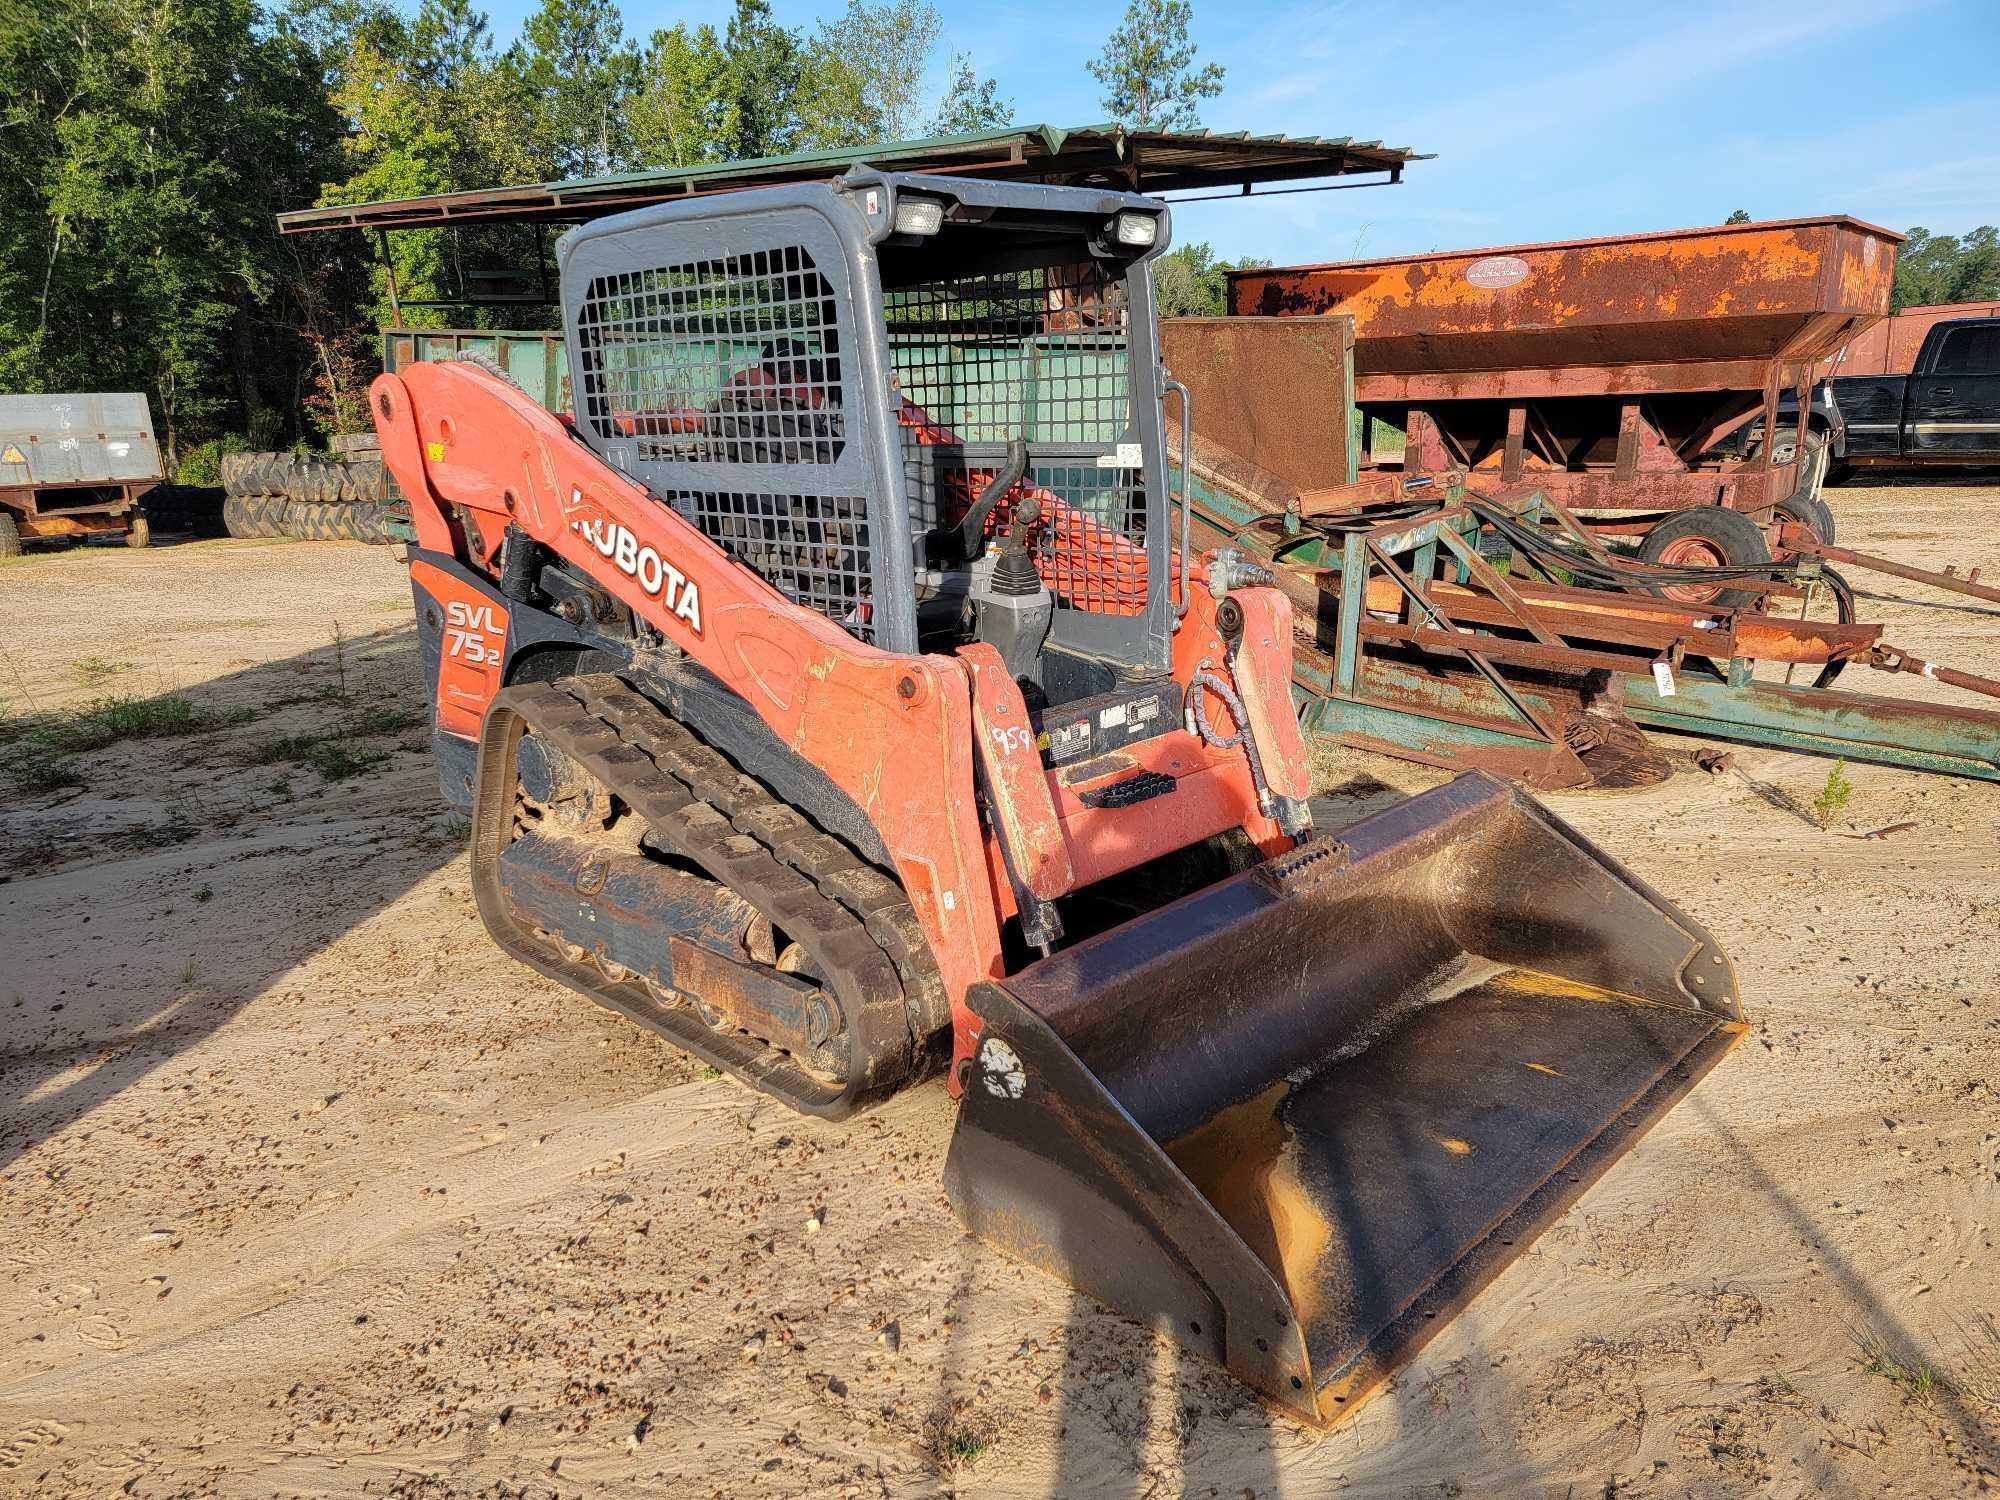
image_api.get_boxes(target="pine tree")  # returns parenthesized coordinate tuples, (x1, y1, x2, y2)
(721, 0, 800, 160)
(506, 0, 638, 179)
(1087, 0, 1224, 131)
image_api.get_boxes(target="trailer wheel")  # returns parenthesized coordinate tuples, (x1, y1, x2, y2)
(0, 511, 19, 558)
(1637, 507, 1772, 609)
(1772, 491, 1835, 550)
(125, 515, 150, 549)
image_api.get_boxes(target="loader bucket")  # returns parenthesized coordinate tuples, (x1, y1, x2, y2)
(943, 772, 1745, 1424)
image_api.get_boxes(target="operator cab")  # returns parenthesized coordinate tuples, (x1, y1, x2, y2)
(559, 170, 1177, 719)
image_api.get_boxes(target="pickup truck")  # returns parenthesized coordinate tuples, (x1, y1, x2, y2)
(1825, 316, 2000, 481)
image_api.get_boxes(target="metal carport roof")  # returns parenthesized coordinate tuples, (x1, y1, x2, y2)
(277, 123, 1427, 234)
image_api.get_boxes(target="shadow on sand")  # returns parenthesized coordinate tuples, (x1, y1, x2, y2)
(0, 625, 455, 1179)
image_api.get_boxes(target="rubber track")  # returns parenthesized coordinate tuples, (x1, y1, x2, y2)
(475, 674, 945, 1117)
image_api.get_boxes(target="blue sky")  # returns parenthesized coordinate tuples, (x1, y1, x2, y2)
(477, 0, 2000, 265)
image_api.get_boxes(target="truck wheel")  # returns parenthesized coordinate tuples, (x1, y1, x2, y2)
(1823, 461, 1855, 488)
(1762, 427, 1828, 498)
(1637, 507, 1773, 610)
(0, 511, 19, 558)
(125, 515, 151, 549)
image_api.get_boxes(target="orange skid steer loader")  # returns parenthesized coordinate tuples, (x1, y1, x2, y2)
(371, 171, 1745, 1423)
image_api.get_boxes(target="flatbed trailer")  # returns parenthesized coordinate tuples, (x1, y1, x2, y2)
(0, 393, 159, 552)
(1225, 217, 1902, 533)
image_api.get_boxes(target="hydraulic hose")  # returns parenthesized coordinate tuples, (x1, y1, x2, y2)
(936, 436, 1030, 564)
(1188, 659, 1274, 816)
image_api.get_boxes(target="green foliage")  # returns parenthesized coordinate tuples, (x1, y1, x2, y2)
(1724, 209, 1752, 224)
(1087, 0, 1224, 130)
(721, 0, 803, 159)
(811, 0, 939, 143)
(1891, 226, 2000, 311)
(628, 22, 734, 167)
(1856, 1331, 1952, 1408)
(505, 0, 637, 180)
(177, 433, 250, 486)
(930, 54, 1012, 137)
(1811, 758, 1852, 829)
(1151, 242, 1270, 317)
(27, 693, 254, 754)
(10, 751, 84, 794)
(0, 0, 1006, 465)
(0, 0, 352, 466)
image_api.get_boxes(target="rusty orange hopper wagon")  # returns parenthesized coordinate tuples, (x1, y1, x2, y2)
(368, 170, 1745, 1422)
(1229, 216, 1900, 550)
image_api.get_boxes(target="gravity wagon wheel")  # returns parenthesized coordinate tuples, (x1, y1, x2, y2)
(125, 515, 150, 549)
(0, 510, 19, 558)
(1771, 491, 1836, 556)
(1636, 507, 1773, 610)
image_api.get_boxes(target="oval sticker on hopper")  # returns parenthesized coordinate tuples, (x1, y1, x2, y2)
(1465, 255, 1530, 290)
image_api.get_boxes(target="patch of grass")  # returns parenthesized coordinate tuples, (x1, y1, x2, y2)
(1949, 1311, 2000, 1417)
(252, 727, 399, 781)
(11, 751, 84, 793)
(698, 1065, 723, 1082)
(441, 813, 471, 843)
(1856, 1331, 1952, 1408)
(921, 1407, 990, 1483)
(193, 885, 214, 904)
(1812, 759, 1853, 830)
(68, 655, 133, 685)
(347, 703, 421, 737)
(251, 682, 420, 782)
(299, 740, 390, 781)
(31, 694, 254, 754)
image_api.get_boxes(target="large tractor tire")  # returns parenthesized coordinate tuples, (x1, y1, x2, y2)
(223, 493, 290, 540)
(1636, 507, 1773, 610)
(284, 500, 390, 544)
(219, 448, 412, 542)
(0, 510, 20, 558)
(225, 452, 287, 498)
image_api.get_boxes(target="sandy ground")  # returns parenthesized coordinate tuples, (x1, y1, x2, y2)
(0, 480, 1996, 1499)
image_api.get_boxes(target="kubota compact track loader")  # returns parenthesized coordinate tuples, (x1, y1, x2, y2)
(370, 170, 1747, 1423)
